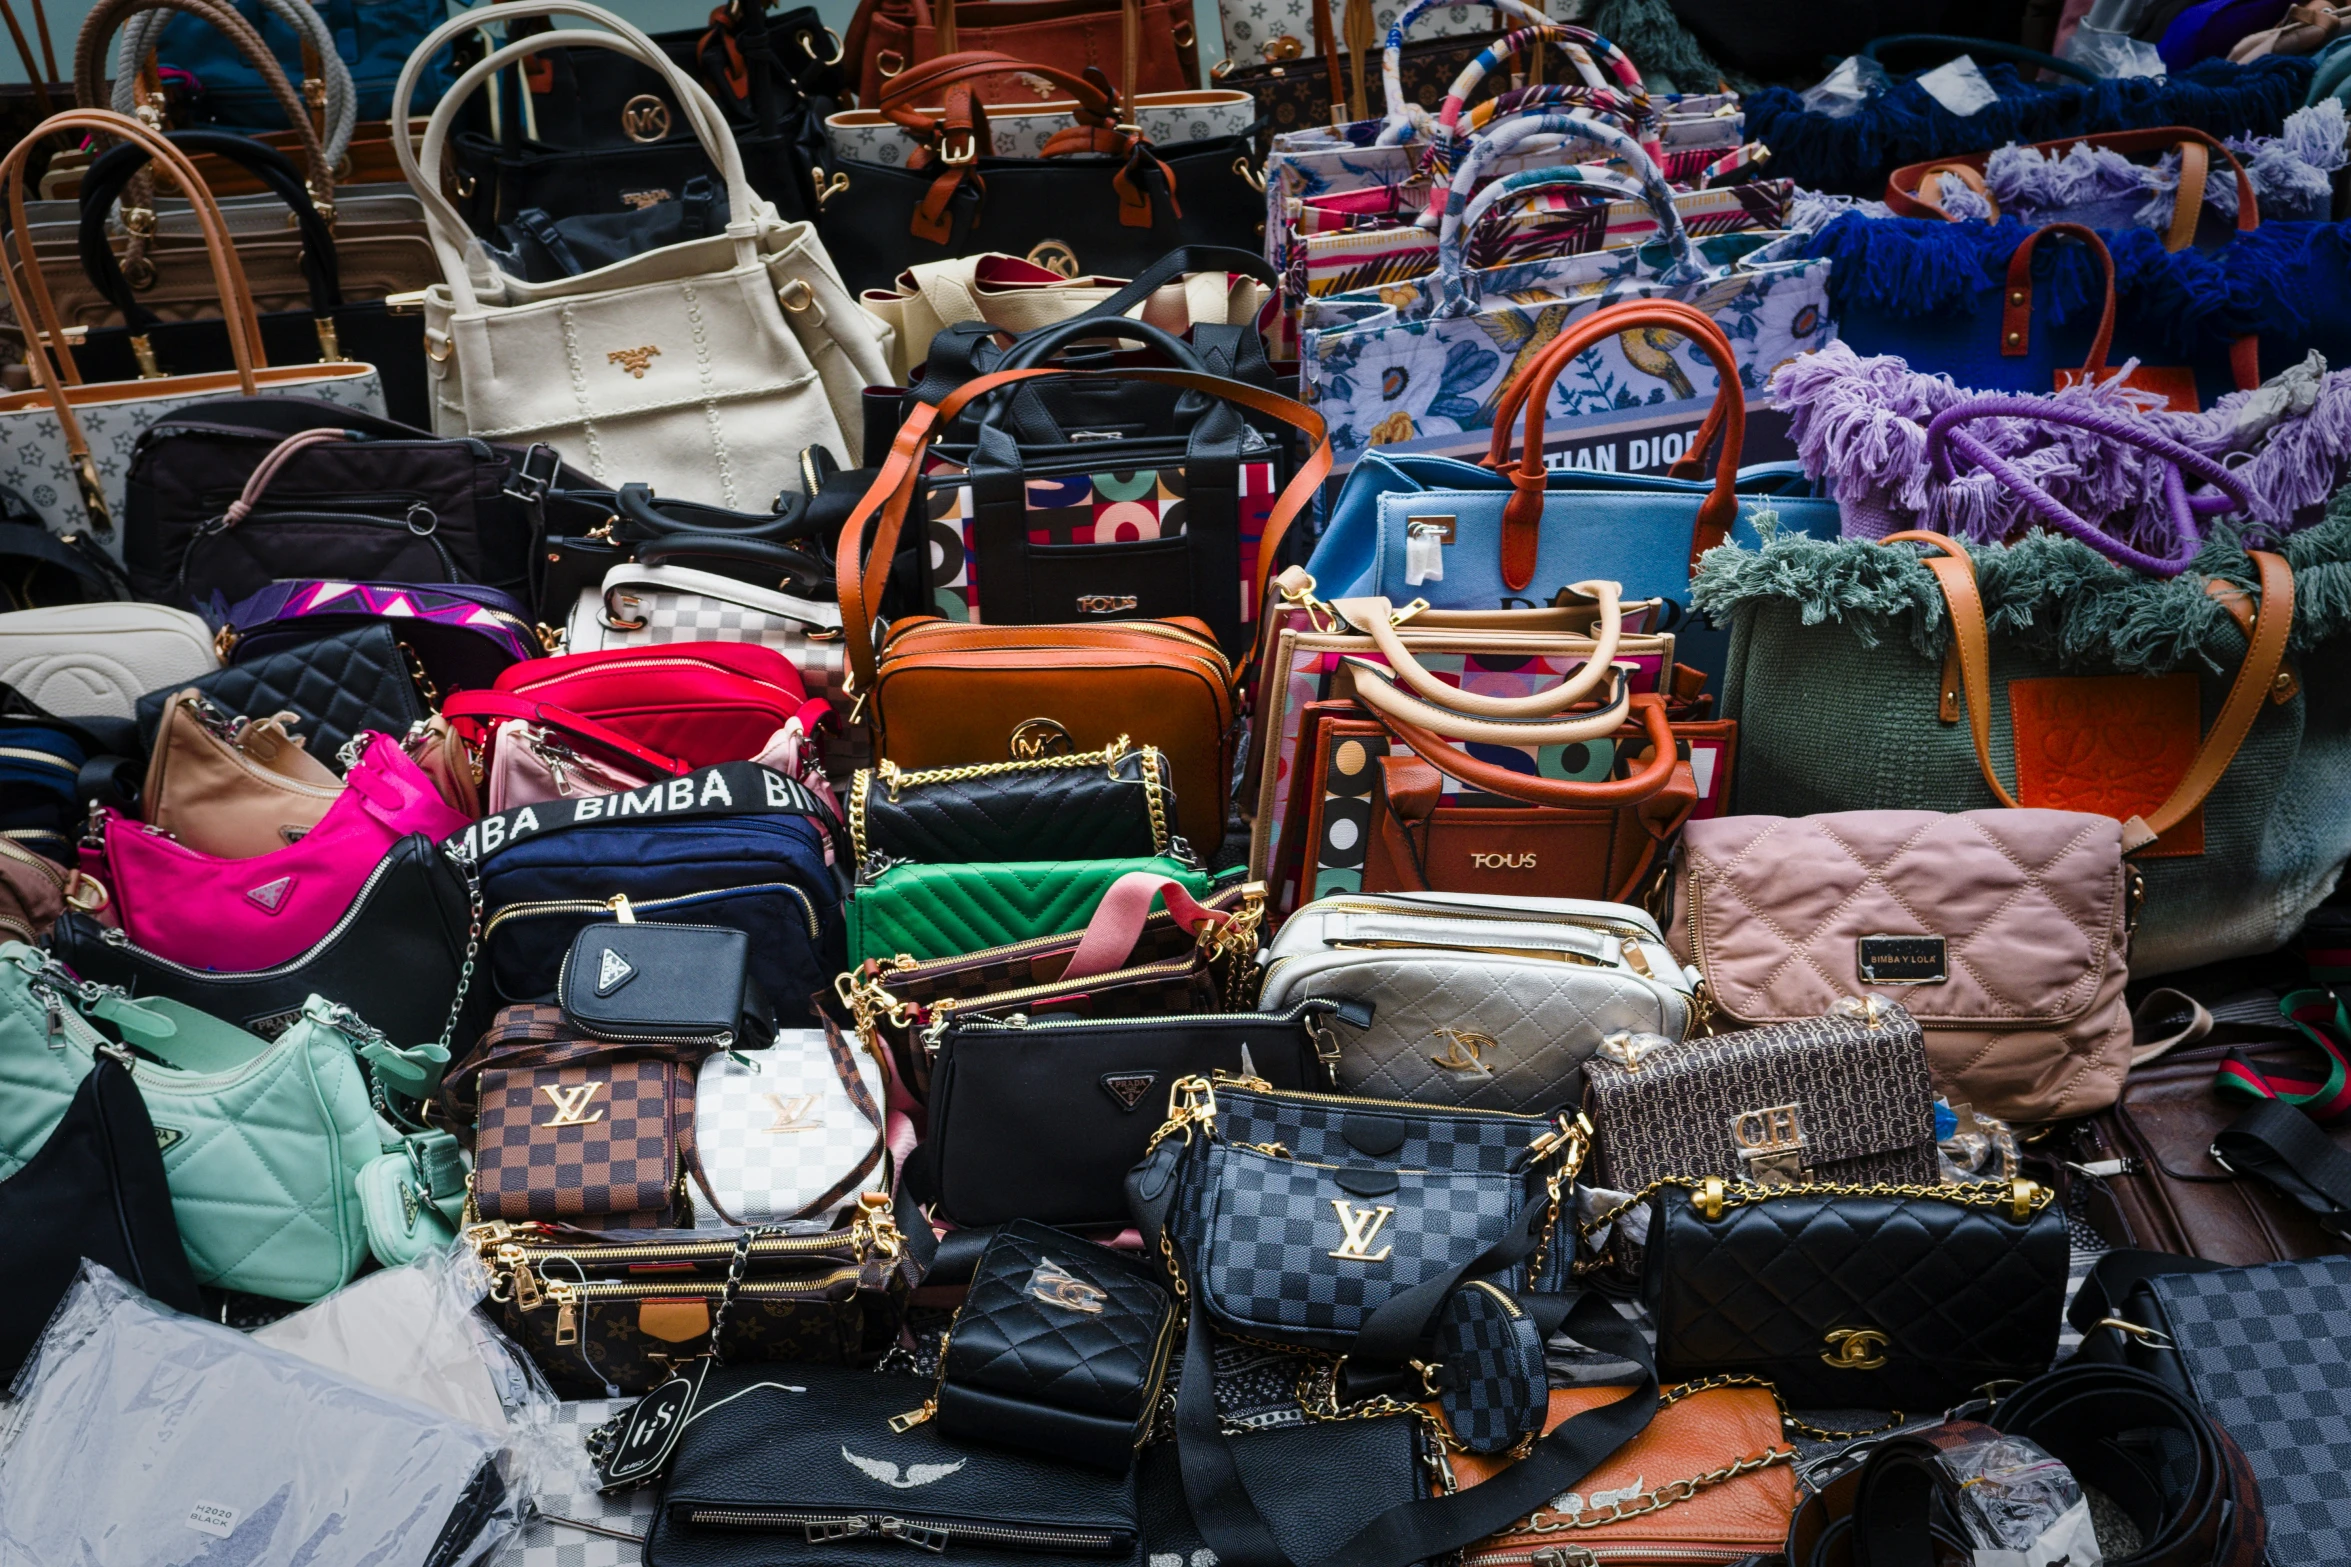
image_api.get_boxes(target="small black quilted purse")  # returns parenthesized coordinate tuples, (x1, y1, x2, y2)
(1640, 1179, 2069, 1412)
(896, 1220, 1173, 1473)
(846, 737, 1182, 870)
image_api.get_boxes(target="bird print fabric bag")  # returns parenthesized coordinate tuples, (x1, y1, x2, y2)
(1296, 112, 1833, 474)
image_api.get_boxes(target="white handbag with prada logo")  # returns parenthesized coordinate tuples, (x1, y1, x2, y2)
(691, 1027, 889, 1231)
(1255, 891, 1692, 1114)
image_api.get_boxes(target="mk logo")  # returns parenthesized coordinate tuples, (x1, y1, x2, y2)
(1008, 717, 1075, 760)
(618, 188, 673, 209)
(608, 344, 662, 378)
(760, 1092, 825, 1132)
(1328, 1199, 1396, 1263)
(540, 1082, 607, 1126)
(1100, 1072, 1158, 1112)
(1024, 239, 1080, 278)
(1821, 1328, 1889, 1371)
(1427, 1026, 1498, 1078)
(1029, 1259, 1108, 1315)
(1468, 852, 1537, 870)
(1076, 594, 1139, 615)
(245, 875, 294, 913)
(620, 93, 673, 143)
(595, 947, 636, 995)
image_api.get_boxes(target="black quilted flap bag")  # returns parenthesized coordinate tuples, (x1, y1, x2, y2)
(1132, 1079, 1583, 1356)
(133, 622, 424, 766)
(926, 1221, 1174, 1473)
(1641, 1179, 2068, 1412)
(848, 737, 1179, 869)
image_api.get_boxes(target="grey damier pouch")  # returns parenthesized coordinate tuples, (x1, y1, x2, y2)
(1583, 1000, 1942, 1193)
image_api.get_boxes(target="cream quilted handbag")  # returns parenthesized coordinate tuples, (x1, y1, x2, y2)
(1256, 891, 1692, 1114)
(0, 603, 217, 718)
(391, 2, 893, 506)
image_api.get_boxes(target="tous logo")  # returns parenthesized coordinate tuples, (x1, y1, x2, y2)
(1469, 852, 1537, 870)
(1076, 594, 1139, 615)
(608, 344, 662, 379)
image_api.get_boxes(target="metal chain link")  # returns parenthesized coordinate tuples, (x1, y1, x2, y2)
(873, 736, 1137, 796)
(1580, 1175, 2052, 1240)
(1507, 1444, 1796, 1536)
(433, 842, 484, 1057)
(706, 1225, 785, 1366)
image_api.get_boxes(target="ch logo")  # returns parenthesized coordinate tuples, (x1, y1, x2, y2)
(1427, 1026, 1498, 1079)
(1029, 1259, 1109, 1314)
(608, 344, 661, 379)
(621, 93, 673, 142)
(1008, 718, 1075, 760)
(1821, 1328, 1889, 1371)
(761, 1093, 825, 1133)
(540, 1082, 606, 1127)
(1328, 1199, 1396, 1263)
(1469, 852, 1537, 870)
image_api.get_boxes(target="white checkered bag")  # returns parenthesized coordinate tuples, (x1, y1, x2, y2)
(691, 1027, 888, 1230)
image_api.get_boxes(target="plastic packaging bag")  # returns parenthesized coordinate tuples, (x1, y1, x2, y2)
(1801, 55, 1893, 119)
(1915, 56, 2000, 118)
(253, 1244, 587, 1499)
(2065, 0, 2167, 78)
(0, 1262, 525, 1567)
(1934, 1429, 2105, 1567)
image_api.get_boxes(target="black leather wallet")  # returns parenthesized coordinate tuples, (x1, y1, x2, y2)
(559, 921, 775, 1049)
(645, 1361, 1141, 1566)
(930, 1221, 1175, 1473)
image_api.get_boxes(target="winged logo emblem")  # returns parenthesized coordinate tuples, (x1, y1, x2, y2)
(841, 1447, 967, 1489)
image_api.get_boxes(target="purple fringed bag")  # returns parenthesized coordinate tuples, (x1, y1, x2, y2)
(1773, 340, 2351, 571)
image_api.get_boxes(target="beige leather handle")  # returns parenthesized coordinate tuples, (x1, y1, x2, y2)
(1374, 688, 1687, 807)
(1345, 656, 1631, 744)
(1885, 530, 2294, 851)
(1332, 581, 1622, 716)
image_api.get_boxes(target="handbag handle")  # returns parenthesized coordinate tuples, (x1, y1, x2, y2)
(107, 0, 357, 176)
(1330, 583, 1623, 715)
(0, 110, 267, 537)
(1348, 657, 1633, 745)
(214, 427, 354, 527)
(1999, 223, 2118, 373)
(1371, 686, 1685, 806)
(1376, 0, 1549, 135)
(630, 534, 837, 599)
(1480, 299, 1744, 593)
(836, 364, 1333, 695)
(1429, 114, 1696, 294)
(440, 690, 694, 778)
(1060, 869, 1226, 982)
(1920, 394, 2254, 576)
(918, 0, 1145, 121)
(1882, 530, 2293, 852)
(1373, 24, 1654, 150)
(1885, 126, 2260, 254)
(1858, 32, 2099, 85)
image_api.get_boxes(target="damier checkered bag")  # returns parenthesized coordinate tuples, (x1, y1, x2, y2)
(691, 1027, 889, 1233)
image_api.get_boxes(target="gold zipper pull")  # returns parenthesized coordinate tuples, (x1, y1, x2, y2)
(608, 893, 637, 924)
(888, 1400, 936, 1433)
(553, 1285, 579, 1346)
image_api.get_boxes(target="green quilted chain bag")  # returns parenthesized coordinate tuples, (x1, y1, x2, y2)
(847, 857, 1212, 966)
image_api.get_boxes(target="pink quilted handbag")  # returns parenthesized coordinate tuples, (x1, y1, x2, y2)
(1664, 808, 2136, 1124)
(85, 733, 471, 970)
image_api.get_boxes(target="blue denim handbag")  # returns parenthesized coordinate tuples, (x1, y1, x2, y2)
(466, 761, 844, 1027)
(1303, 300, 1840, 690)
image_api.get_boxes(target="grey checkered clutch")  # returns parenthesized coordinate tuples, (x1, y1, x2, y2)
(1585, 1002, 1940, 1192)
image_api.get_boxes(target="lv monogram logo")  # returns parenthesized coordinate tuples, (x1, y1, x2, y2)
(540, 1082, 606, 1126)
(1427, 1026, 1498, 1078)
(761, 1093, 825, 1133)
(1821, 1328, 1889, 1371)
(1328, 1199, 1396, 1263)
(607, 344, 662, 379)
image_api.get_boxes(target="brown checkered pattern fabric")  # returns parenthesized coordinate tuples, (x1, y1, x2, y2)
(473, 1059, 682, 1223)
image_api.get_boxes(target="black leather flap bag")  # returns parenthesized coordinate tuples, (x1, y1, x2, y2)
(1641, 1180, 2069, 1412)
(644, 1361, 1142, 1565)
(559, 921, 775, 1049)
(927, 1220, 1174, 1472)
(850, 738, 1178, 868)
(134, 622, 426, 764)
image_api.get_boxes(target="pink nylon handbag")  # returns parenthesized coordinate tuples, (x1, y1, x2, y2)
(87, 732, 471, 970)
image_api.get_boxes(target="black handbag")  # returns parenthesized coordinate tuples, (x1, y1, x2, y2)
(124, 394, 593, 608)
(448, 3, 838, 234)
(477, 172, 732, 283)
(49, 831, 478, 1048)
(1640, 1179, 2070, 1412)
(849, 738, 1179, 868)
(133, 622, 428, 764)
(1136, 1415, 1429, 1567)
(1, 1052, 203, 1384)
(916, 1000, 1341, 1228)
(641, 1361, 1143, 1565)
(910, 1220, 1174, 1472)
(71, 131, 431, 430)
(817, 56, 1261, 297)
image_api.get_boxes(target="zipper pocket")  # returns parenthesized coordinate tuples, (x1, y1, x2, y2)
(180, 509, 457, 593)
(486, 881, 821, 943)
(683, 1508, 1123, 1552)
(0, 746, 77, 778)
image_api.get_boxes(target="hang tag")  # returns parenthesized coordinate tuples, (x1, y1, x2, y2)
(596, 1358, 711, 1493)
(1404, 527, 1444, 586)
(91, 994, 176, 1046)
(1915, 56, 1998, 118)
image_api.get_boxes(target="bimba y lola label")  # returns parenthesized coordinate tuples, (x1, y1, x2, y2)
(1855, 935, 1948, 985)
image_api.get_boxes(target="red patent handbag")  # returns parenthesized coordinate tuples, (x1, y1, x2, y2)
(445, 645, 828, 770)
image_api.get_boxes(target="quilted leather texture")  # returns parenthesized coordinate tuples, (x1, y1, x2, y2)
(1670, 809, 2134, 1123)
(1586, 1007, 1940, 1191)
(136, 621, 422, 763)
(945, 1222, 1173, 1425)
(1644, 1191, 2068, 1410)
(2149, 1256, 2351, 1562)
(855, 749, 1167, 864)
(848, 856, 1208, 965)
(1436, 1282, 1548, 1454)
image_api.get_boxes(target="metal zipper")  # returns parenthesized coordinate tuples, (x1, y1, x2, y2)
(507, 656, 798, 696)
(551, 1269, 862, 1302)
(1461, 1548, 1754, 1566)
(484, 882, 820, 942)
(684, 1508, 1121, 1551)
(1310, 896, 1658, 940)
(920, 953, 1197, 1034)
(950, 997, 1338, 1035)
(0, 836, 70, 896)
(0, 746, 76, 775)
(94, 853, 401, 978)
(477, 1227, 863, 1266)
(1209, 1076, 1560, 1122)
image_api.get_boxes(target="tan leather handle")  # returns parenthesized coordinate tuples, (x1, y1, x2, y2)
(1481, 299, 1743, 593)
(1885, 530, 2294, 850)
(0, 0, 54, 115)
(1898, 161, 1999, 222)
(1347, 657, 1633, 743)
(0, 109, 264, 534)
(1332, 582, 1622, 715)
(2002, 223, 2116, 373)
(836, 365, 1334, 693)
(1375, 690, 1685, 806)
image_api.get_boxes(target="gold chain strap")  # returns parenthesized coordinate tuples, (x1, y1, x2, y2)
(848, 767, 872, 863)
(1581, 1176, 2050, 1240)
(1508, 1443, 1796, 1537)
(874, 736, 1136, 798)
(1138, 746, 1170, 855)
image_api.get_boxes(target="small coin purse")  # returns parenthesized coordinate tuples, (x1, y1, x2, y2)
(904, 1221, 1175, 1473)
(559, 917, 777, 1049)
(1434, 1281, 1550, 1456)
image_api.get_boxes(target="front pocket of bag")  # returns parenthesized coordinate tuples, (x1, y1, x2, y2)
(1002, 535, 1202, 627)
(180, 514, 462, 602)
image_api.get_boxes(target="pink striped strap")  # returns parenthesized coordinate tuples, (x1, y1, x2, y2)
(1062, 871, 1224, 982)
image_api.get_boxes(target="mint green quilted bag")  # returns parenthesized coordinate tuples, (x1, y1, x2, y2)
(848, 857, 1210, 966)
